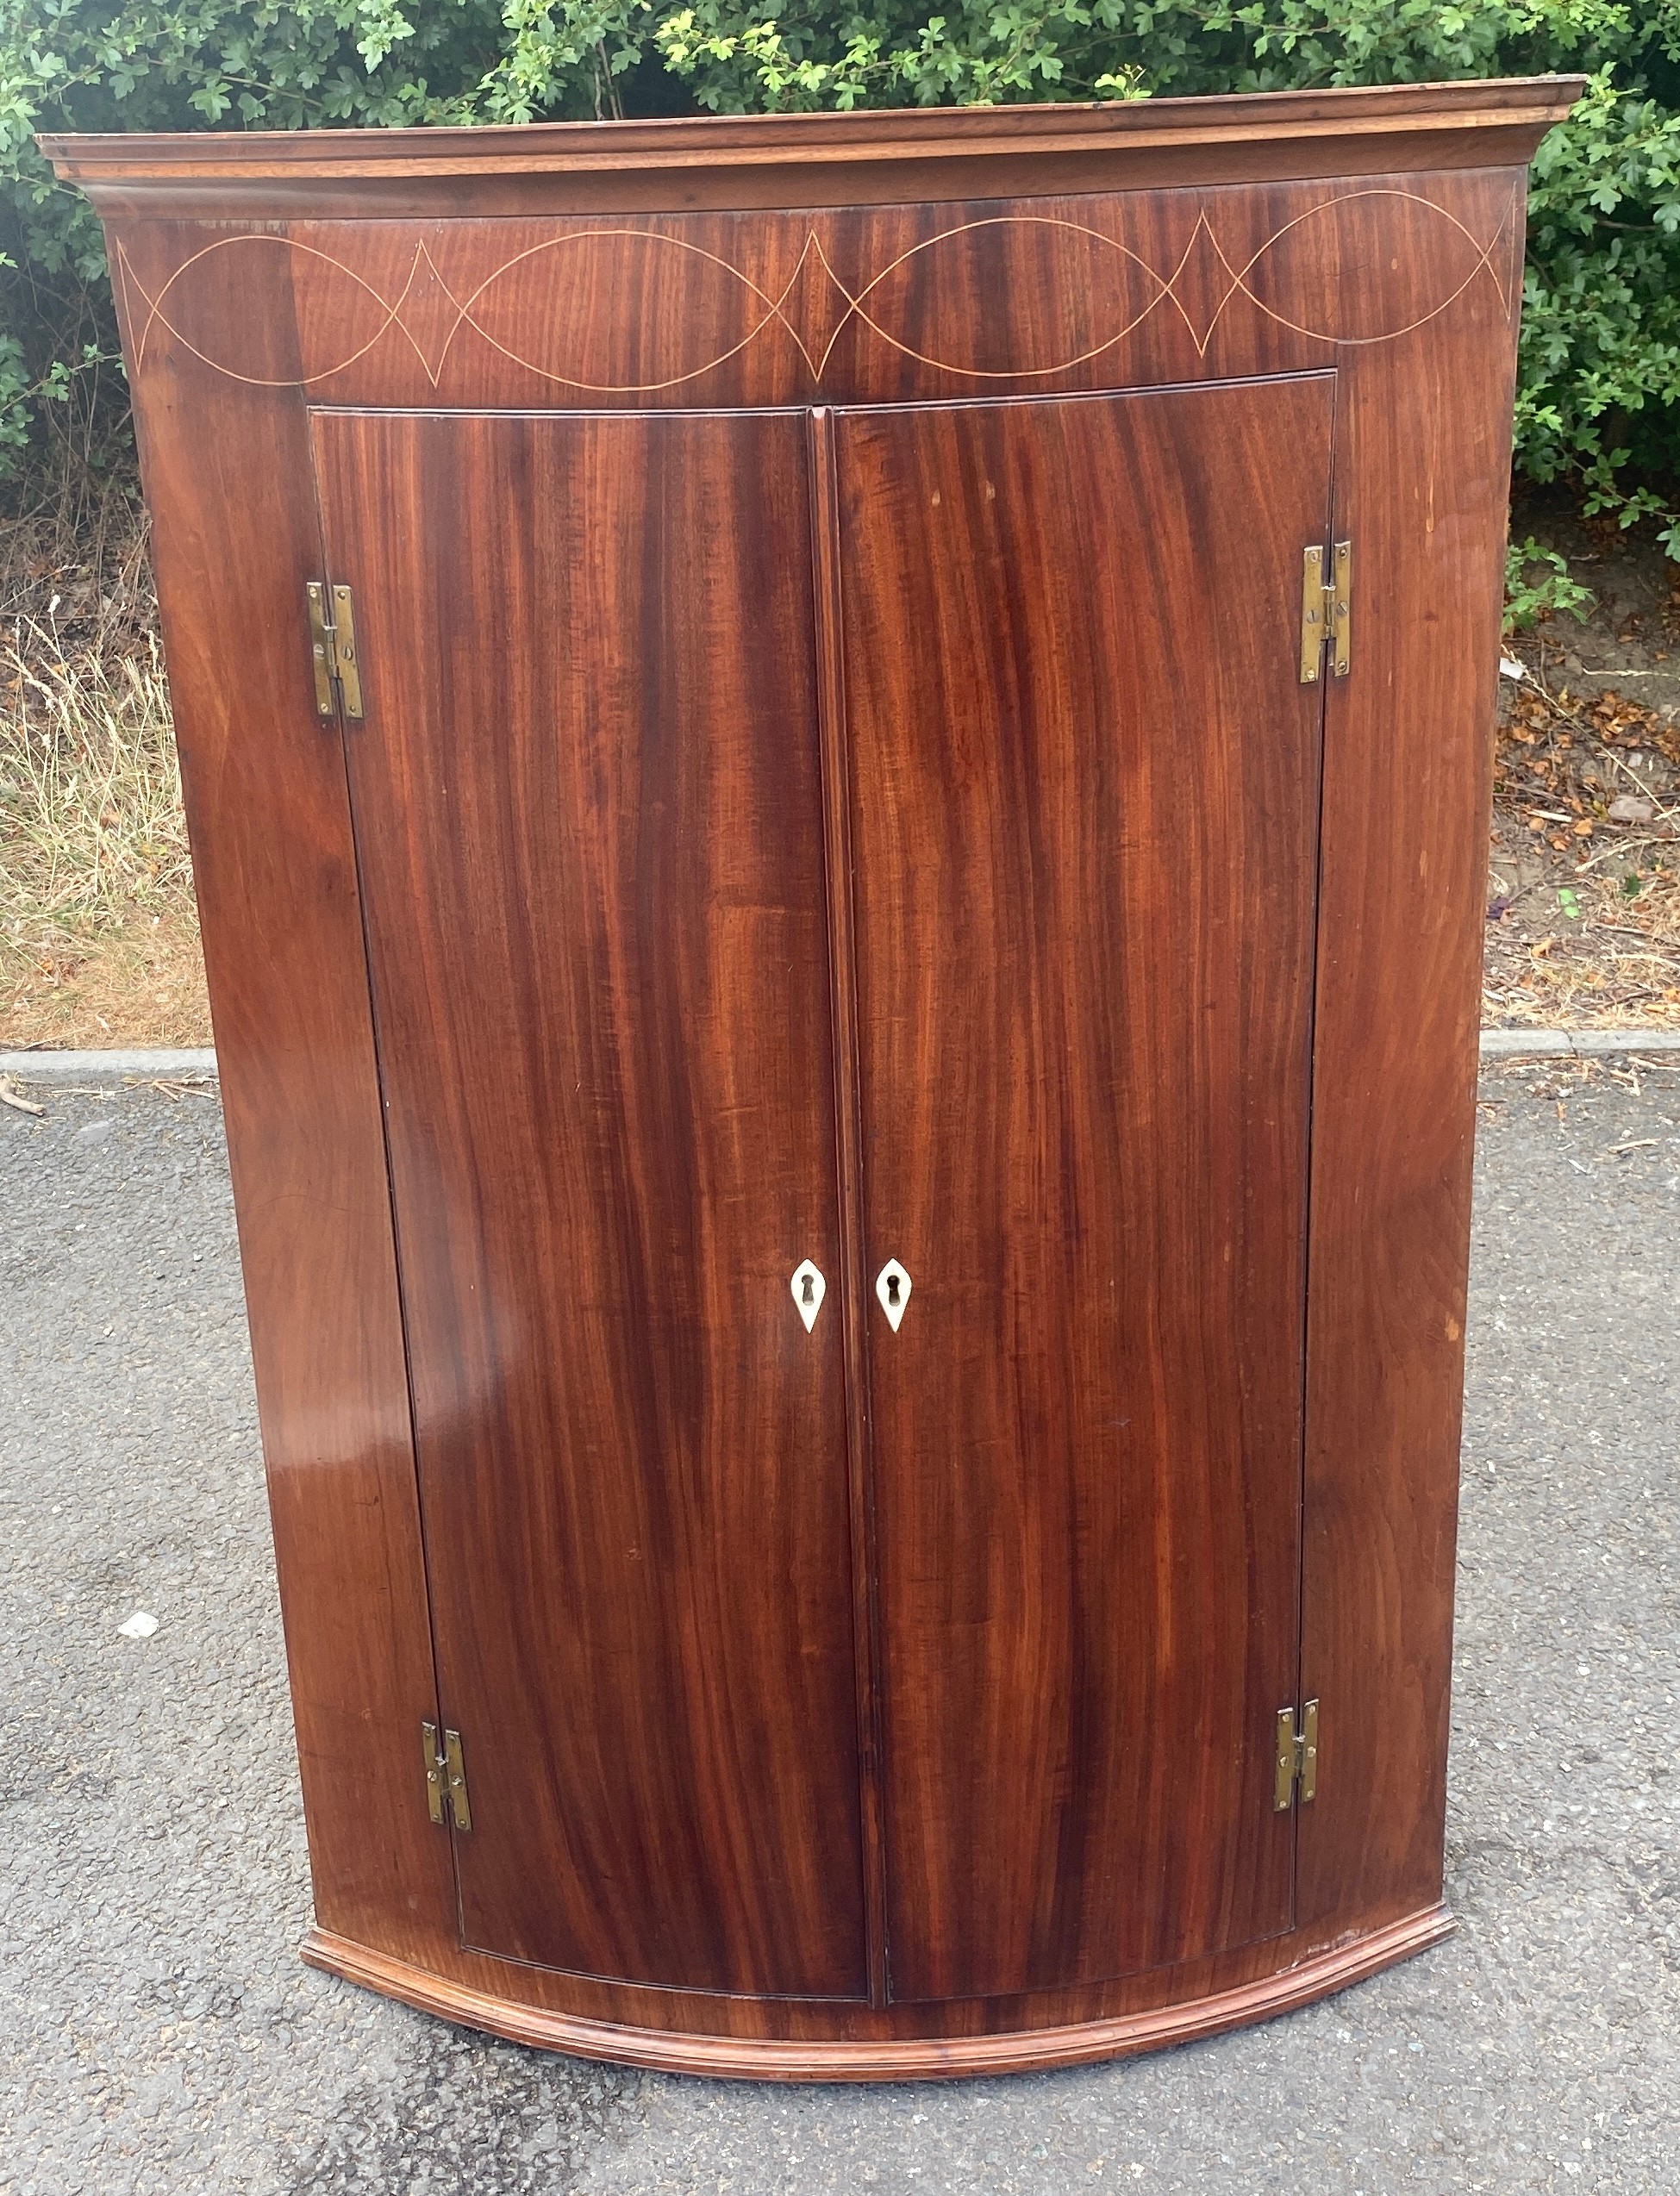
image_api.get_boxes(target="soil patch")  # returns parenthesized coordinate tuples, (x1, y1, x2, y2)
(1490, 494, 1680, 1029)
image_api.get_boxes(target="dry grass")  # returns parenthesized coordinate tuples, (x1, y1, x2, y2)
(0, 515, 210, 1048)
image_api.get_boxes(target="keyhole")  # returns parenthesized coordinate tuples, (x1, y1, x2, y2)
(875, 1259, 911, 1331)
(790, 1258, 825, 1332)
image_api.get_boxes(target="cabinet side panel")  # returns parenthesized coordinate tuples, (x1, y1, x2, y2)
(106, 221, 454, 1954)
(1296, 168, 1523, 1933)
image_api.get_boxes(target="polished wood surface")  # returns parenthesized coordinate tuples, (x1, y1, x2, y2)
(47, 84, 1573, 2071)
(839, 380, 1327, 2000)
(304, 1904, 1455, 2077)
(1295, 188, 1523, 1941)
(809, 405, 892, 2005)
(103, 206, 458, 1958)
(107, 179, 1529, 409)
(314, 408, 867, 1998)
(43, 78, 1578, 216)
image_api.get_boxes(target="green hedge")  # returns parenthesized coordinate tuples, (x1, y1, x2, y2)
(3, 1, 1680, 542)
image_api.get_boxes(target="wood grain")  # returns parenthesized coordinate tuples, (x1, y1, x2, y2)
(303, 1904, 1456, 2076)
(58, 85, 1571, 2068)
(41, 78, 1579, 217)
(1296, 181, 1525, 1935)
(313, 407, 867, 1998)
(809, 404, 890, 2006)
(837, 379, 1330, 1999)
(108, 179, 1522, 411)
(98, 204, 460, 1958)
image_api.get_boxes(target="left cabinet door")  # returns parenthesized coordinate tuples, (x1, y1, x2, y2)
(310, 409, 868, 2000)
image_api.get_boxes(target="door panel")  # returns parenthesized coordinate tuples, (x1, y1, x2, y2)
(312, 409, 867, 1999)
(836, 379, 1332, 2001)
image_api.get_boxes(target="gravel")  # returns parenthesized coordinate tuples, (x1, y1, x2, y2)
(1, 1064, 1676, 2194)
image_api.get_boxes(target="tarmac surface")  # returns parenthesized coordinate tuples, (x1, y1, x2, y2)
(2, 1058, 1677, 2195)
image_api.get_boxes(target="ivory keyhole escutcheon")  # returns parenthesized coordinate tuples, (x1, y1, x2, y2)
(875, 1259, 912, 1332)
(790, 1258, 827, 1333)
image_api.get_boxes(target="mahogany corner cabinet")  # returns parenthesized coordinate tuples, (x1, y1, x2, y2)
(47, 76, 1580, 2081)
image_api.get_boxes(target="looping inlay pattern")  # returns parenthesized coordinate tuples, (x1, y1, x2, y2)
(118, 188, 1518, 396)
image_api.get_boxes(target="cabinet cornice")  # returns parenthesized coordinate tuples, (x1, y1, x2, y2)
(41, 77, 1583, 218)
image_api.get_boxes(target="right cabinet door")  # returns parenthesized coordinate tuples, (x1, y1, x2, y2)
(834, 376, 1334, 2001)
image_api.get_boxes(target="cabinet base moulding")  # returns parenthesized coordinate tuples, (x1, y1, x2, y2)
(300, 1906, 1456, 2081)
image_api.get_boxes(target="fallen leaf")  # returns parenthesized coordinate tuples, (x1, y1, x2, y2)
(1608, 794, 1655, 824)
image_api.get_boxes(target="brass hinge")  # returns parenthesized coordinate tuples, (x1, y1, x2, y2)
(306, 580, 364, 721)
(1273, 1699, 1320, 1811)
(1299, 542, 1351, 683)
(422, 1719, 472, 1831)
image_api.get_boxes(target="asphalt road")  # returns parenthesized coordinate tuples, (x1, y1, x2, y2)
(2, 1061, 1677, 2196)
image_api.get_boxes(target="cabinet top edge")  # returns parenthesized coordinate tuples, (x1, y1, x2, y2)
(41, 77, 1583, 215)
